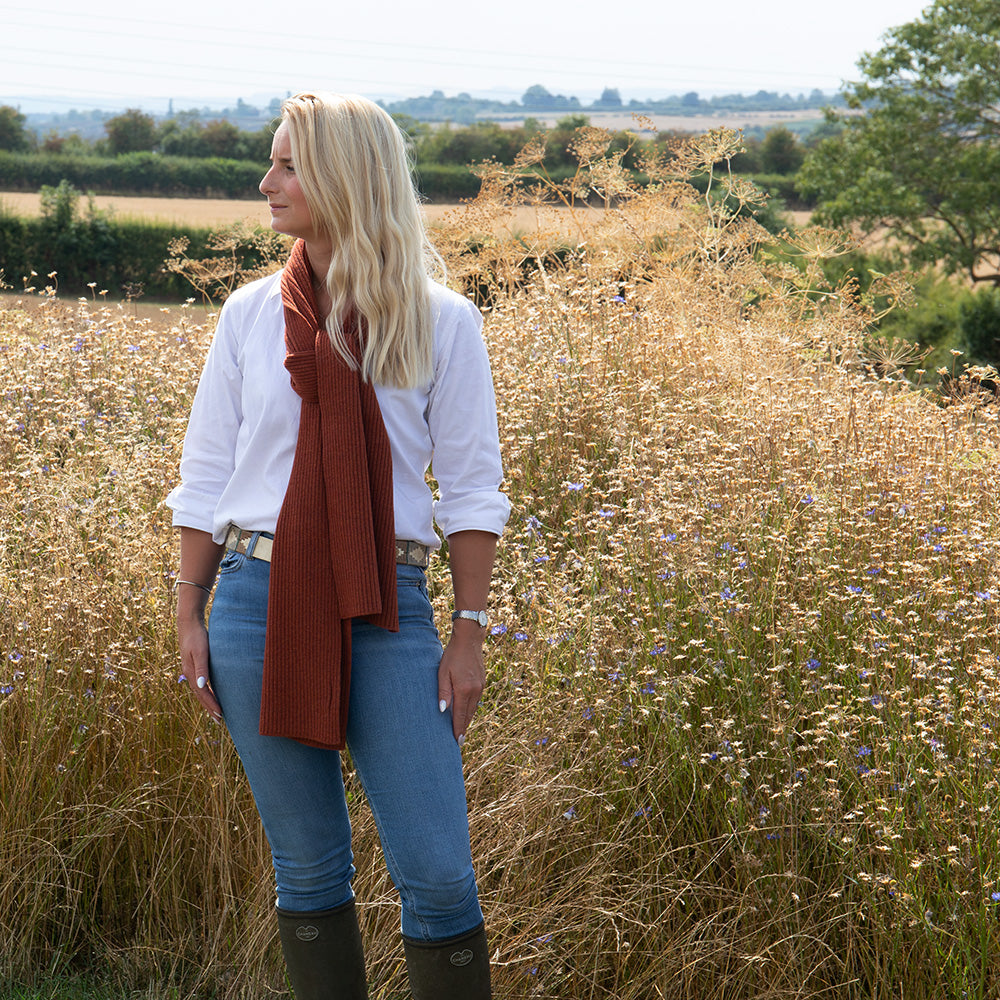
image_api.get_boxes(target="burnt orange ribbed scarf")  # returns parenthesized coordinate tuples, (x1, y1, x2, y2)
(260, 239, 398, 750)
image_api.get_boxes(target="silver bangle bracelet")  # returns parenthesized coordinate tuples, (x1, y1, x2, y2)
(175, 579, 212, 595)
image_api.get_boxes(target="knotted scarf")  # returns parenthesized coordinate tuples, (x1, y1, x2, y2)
(260, 239, 398, 750)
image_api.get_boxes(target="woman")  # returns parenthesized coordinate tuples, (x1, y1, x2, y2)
(166, 92, 509, 1000)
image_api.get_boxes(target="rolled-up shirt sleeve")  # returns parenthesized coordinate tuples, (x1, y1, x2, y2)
(165, 303, 244, 536)
(428, 297, 511, 538)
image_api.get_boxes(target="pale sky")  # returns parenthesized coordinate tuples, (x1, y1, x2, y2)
(3, 0, 932, 114)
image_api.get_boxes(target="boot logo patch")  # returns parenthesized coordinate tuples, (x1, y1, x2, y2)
(450, 948, 474, 967)
(295, 924, 320, 942)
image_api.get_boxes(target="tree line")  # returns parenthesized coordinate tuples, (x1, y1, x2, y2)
(0, 104, 812, 177)
(0, 105, 815, 212)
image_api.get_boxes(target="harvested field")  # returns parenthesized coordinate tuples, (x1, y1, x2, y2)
(0, 190, 610, 234)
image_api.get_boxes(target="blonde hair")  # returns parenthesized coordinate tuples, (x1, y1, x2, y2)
(281, 91, 443, 388)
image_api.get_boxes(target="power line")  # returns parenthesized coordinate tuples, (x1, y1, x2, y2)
(0, 6, 855, 98)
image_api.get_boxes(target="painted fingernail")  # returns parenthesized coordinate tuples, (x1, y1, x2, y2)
(439, 699, 448, 713)
(458, 734, 466, 748)
(197, 676, 207, 689)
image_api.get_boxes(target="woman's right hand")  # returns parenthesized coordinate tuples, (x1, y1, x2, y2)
(177, 599, 223, 722)
(176, 527, 225, 722)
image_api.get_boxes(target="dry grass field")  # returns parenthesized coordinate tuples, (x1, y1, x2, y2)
(487, 108, 831, 131)
(0, 191, 611, 234)
(1, 127, 997, 1000)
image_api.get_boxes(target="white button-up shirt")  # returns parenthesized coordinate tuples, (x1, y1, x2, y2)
(166, 270, 510, 548)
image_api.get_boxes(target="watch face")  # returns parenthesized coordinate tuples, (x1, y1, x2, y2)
(476, 610, 488, 627)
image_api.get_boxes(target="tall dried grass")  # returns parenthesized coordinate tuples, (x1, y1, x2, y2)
(0, 127, 998, 999)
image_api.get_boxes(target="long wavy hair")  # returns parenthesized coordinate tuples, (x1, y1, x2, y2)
(281, 92, 442, 388)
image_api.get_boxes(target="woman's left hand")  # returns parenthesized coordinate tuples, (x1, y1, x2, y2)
(438, 624, 486, 745)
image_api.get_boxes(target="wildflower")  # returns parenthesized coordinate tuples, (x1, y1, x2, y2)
(535, 736, 548, 747)
(565, 482, 584, 491)
(596, 509, 614, 518)
(634, 806, 652, 818)
(856, 746, 872, 757)
(806, 658, 820, 671)
(490, 624, 507, 636)
(991, 892, 1000, 903)
(720, 587, 736, 602)
(847, 585, 864, 595)
(641, 682, 656, 695)
(582, 708, 593, 720)
(0, 686, 13, 696)
(514, 632, 528, 641)
(621, 757, 638, 768)
(178, 674, 187, 684)
(801, 495, 814, 505)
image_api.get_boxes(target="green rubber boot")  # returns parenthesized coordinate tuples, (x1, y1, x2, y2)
(275, 899, 368, 999)
(402, 922, 492, 999)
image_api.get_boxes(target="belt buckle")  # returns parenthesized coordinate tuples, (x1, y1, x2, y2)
(228, 525, 253, 557)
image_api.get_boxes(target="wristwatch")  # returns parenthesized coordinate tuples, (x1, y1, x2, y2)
(452, 609, 488, 627)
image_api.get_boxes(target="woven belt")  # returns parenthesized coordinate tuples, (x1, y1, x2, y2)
(225, 525, 430, 568)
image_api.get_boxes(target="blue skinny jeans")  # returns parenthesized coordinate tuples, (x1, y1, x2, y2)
(207, 542, 483, 942)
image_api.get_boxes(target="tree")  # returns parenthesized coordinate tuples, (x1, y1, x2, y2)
(760, 126, 803, 174)
(104, 108, 158, 154)
(593, 87, 622, 109)
(798, 0, 1000, 285)
(0, 104, 30, 151)
(522, 85, 554, 109)
(201, 119, 241, 158)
